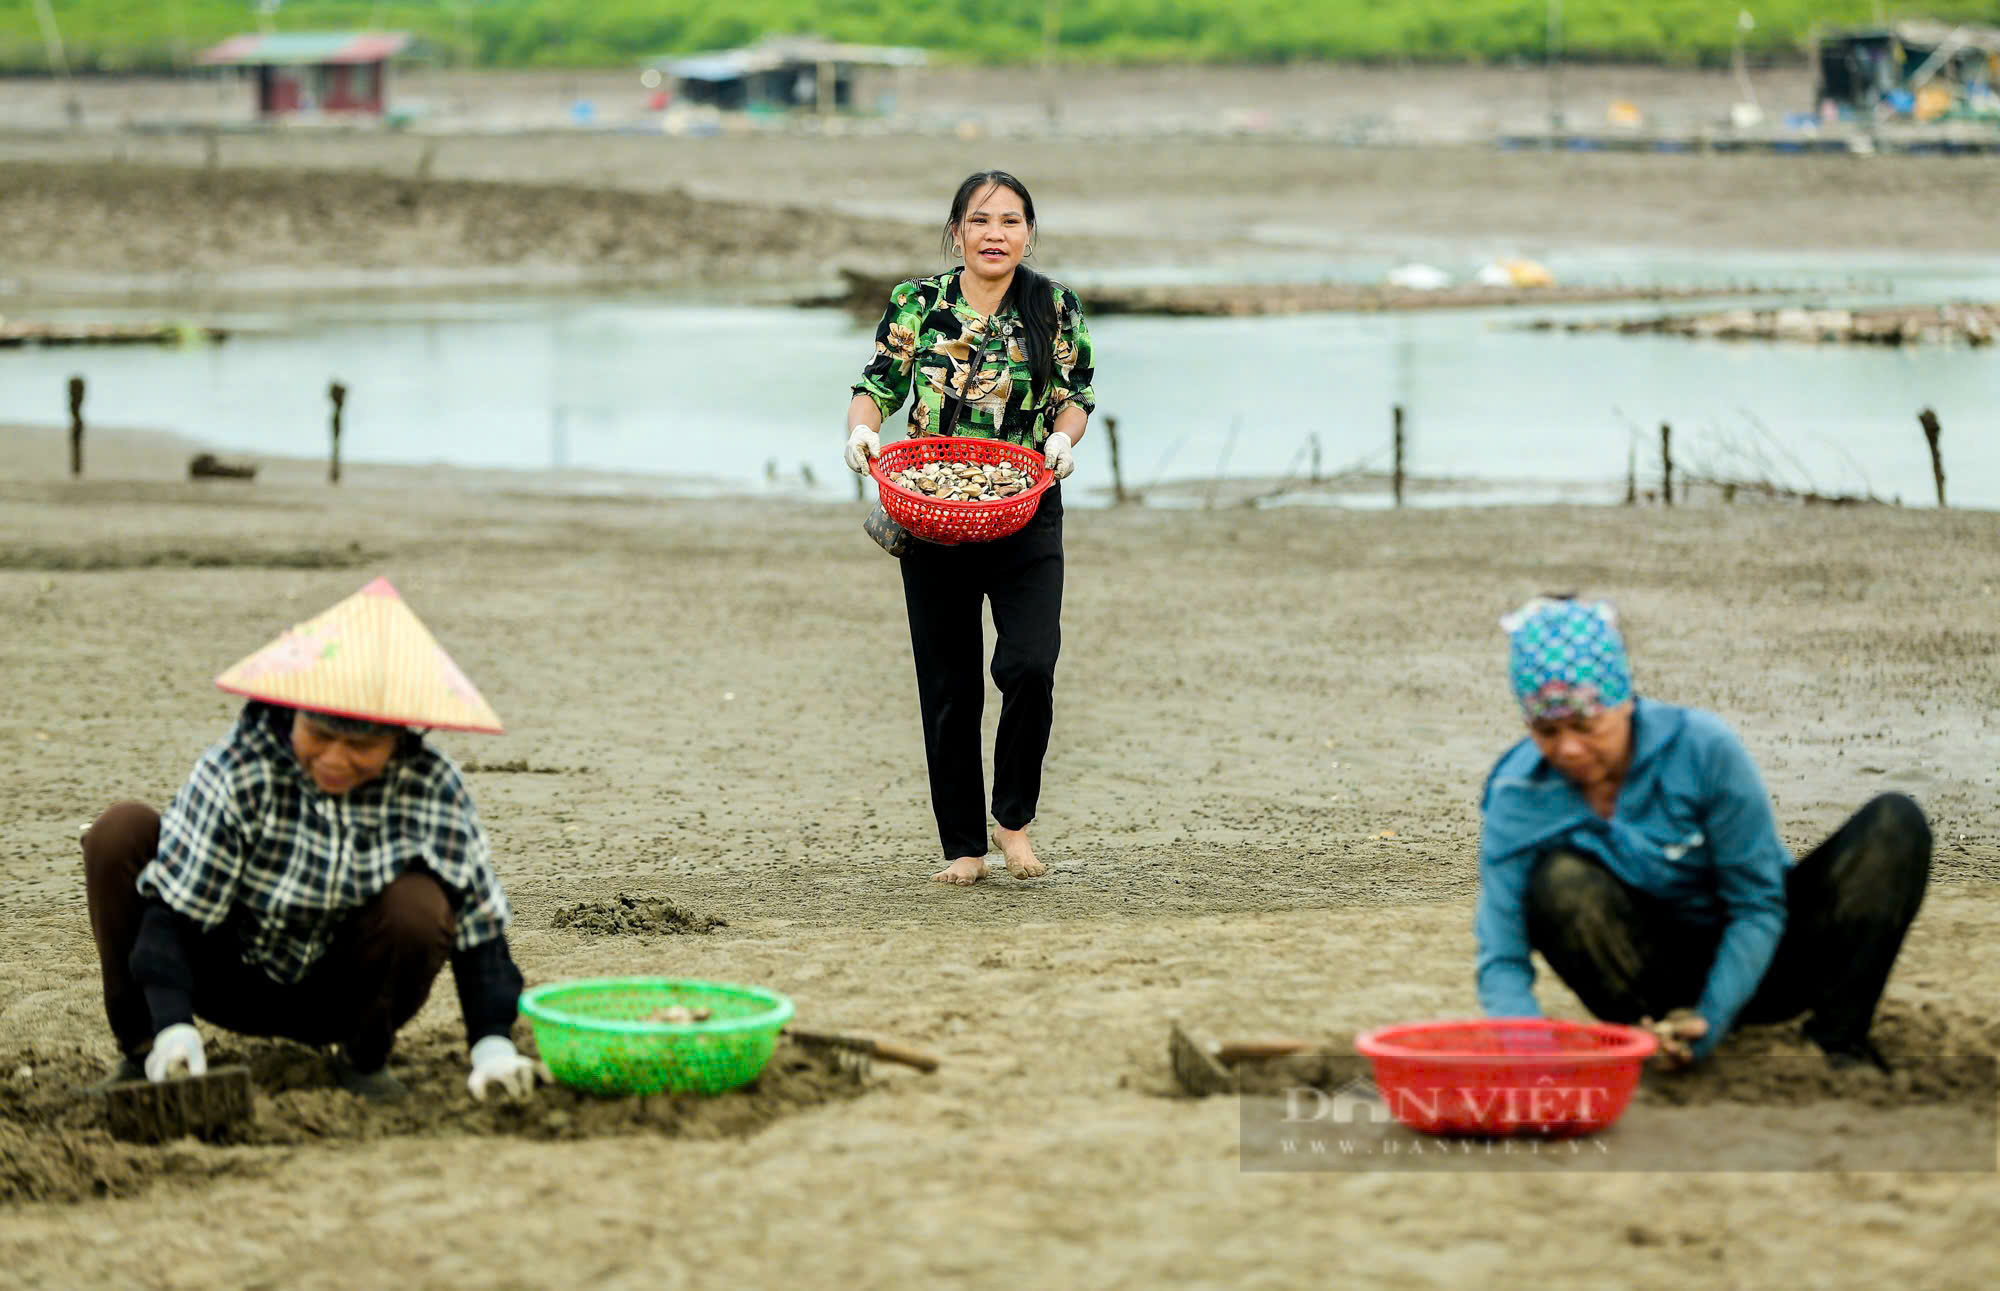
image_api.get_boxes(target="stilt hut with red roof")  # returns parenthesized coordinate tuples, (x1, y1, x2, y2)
(197, 32, 412, 120)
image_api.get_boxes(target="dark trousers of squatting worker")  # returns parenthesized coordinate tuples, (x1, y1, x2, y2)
(899, 482, 1064, 860)
(84, 802, 455, 1070)
(1526, 793, 1931, 1057)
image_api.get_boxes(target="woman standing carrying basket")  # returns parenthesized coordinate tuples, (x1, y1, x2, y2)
(843, 170, 1097, 885)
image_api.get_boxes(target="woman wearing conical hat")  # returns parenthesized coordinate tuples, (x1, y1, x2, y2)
(80, 577, 548, 1103)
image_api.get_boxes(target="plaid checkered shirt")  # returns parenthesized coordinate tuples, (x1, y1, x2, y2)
(138, 702, 512, 985)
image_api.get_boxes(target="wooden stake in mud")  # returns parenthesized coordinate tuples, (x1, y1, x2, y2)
(1041, 0, 1065, 130)
(1392, 404, 1406, 507)
(1918, 408, 1946, 508)
(328, 381, 346, 485)
(1103, 414, 1128, 504)
(67, 374, 84, 477)
(1659, 421, 1674, 506)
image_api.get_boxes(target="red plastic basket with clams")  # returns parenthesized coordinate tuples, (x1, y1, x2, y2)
(870, 436, 1054, 546)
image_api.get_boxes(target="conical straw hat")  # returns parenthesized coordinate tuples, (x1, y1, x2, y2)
(214, 577, 503, 734)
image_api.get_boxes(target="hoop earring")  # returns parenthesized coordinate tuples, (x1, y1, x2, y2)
(952, 243, 963, 256)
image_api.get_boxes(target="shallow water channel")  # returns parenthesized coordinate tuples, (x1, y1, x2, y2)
(4, 251, 1995, 508)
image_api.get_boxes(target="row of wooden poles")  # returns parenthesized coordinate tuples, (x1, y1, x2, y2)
(1642, 409, 1948, 507)
(1072, 405, 1946, 508)
(59, 376, 1948, 508)
(1098, 408, 1418, 506)
(62, 376, 349, 482)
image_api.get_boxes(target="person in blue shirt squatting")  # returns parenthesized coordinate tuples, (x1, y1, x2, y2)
(79, 577, 552, 1103)
(1474, 596, 1931, 1073)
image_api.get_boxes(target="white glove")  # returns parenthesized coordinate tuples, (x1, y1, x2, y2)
(466, 1035, 553, 1102)
(843, 425, 880, 475)
(145, 1023, 207, 1082)
(1043, 431, 1076, 480)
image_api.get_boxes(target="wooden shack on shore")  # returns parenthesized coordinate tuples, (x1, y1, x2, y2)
(647, 36, 925, 114)
(197, 31, 412, 120)
(1812, 20, 2000, 119)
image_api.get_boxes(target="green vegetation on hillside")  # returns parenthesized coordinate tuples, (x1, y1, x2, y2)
(5, 1, 1999, 73)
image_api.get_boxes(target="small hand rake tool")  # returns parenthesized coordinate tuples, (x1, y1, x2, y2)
(1169, 1020, 1314, 1098)
(785, 1027, 940, 1074)
(99, 1066, 255, 1144)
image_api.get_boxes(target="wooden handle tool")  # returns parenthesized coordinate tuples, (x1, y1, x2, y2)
(1213, 1038, 1316, 1064)
(787, 1026, 941, 1073)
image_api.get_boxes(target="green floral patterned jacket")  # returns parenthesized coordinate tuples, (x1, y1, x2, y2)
(851, 268, 1096, 450)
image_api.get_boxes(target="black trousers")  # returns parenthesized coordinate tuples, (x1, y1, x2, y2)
(898, 483, 1063, 860)
(1525, 793, 1931, 1058)
(83, 801, 456, 1071)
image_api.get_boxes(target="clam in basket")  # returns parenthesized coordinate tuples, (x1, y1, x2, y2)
(1352, 1018, 1657, 1138)
(870, 436, 1055, 546)
(519, 976, 794, 1097)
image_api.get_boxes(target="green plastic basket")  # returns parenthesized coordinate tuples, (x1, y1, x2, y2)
(519, 977, 794, 1097)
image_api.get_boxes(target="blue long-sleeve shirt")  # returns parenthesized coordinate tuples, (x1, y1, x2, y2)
(1473, 698, 1791, 1059)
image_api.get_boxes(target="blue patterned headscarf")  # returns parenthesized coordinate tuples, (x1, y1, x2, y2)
(1501, 598, 1633, 723)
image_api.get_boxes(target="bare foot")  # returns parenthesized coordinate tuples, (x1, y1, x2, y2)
(932, 856, 988, 885)
(992, 826, 1047, 880)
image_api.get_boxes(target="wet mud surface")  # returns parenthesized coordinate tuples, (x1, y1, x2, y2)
(550, 894, 729, 936)
(0, 540, 376, 571)
(1, 449, 1996, 1285)
(1, 1034, 864, 1205)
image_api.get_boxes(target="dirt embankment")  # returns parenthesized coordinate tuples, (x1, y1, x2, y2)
(0, 160, 929, 287)
(5, 99, 2000, 302)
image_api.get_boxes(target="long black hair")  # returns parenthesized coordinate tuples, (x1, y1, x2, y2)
(943, 170, 1058, 405)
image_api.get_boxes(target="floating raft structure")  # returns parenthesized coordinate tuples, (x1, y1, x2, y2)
(1496, 124, 2000, 157)
(805, 269, 1781, 319)
(1525, 303, 1998, 346)
(0, 320, 230, 348)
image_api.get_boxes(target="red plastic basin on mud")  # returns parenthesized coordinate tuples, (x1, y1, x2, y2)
(870, 436, 1054, 546)
(1353, 1018, 1657, 1138)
